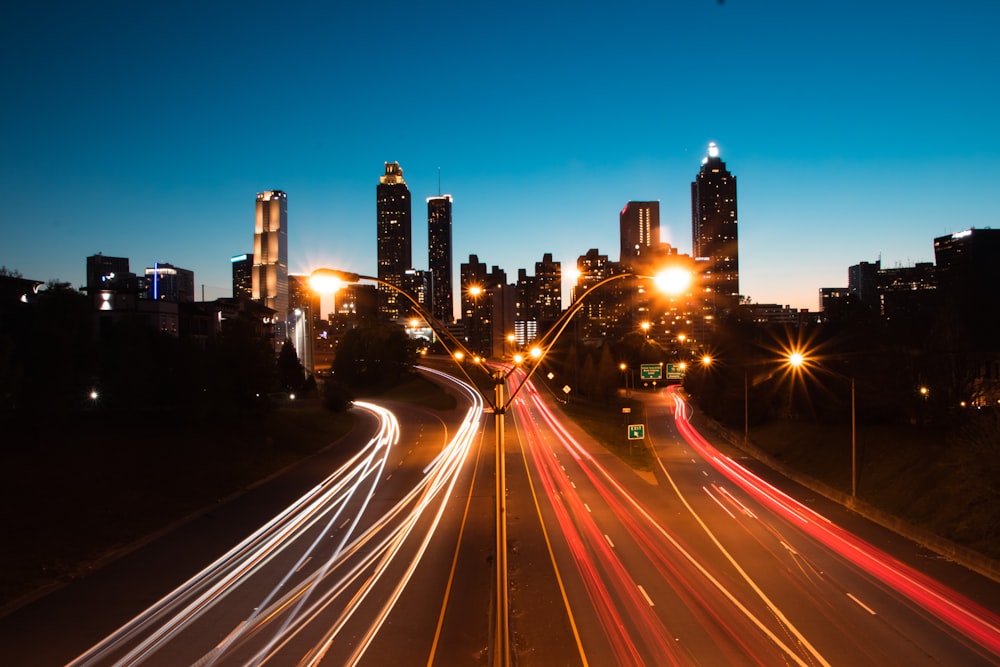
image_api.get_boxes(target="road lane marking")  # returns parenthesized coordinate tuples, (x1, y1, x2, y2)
(847, 593, 877, 615)
(584, 503, 592, 513)
(638, 585, 655, 607)
(604, 534, 615, 548)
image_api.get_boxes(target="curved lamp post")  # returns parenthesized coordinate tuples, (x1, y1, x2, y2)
(310, 267, 686, 667)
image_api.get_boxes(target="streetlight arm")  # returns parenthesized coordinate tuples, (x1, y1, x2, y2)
(310, 268, 498, 409)
(497, 271, 650, 412)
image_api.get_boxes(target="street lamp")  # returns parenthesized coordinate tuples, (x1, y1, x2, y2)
(786, 350, 857, 498)
(310, 267, 679, 667)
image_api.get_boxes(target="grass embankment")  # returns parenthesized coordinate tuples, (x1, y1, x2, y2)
(556, 397, 655, 472)
(0, 403, 354, 607)
(749, 419, 1000, 561)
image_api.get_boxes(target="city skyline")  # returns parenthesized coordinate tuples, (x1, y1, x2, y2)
(2, 2, 998, 311)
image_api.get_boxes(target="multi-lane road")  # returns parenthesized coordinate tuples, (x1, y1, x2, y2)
(2, 365, 999, 665)
(503, 375, 1000, 665)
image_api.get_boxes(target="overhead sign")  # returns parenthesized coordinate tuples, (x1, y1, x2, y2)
(628, 424, 645, 440)
(665, 363, 685, 380)
(640, 364, 662, 380)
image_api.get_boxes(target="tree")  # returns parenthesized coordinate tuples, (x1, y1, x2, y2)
(332, 320, 416, 390)
(277, 339, 305, 391)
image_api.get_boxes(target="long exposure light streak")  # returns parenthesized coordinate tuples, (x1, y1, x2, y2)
(509, 373, 826, 666)
(667, 385, 1000, 660)
(68, 368, 484, 666)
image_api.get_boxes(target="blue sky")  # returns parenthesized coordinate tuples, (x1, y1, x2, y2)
(2, 1, 997, 311)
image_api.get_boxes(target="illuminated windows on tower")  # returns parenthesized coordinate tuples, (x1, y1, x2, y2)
(619, 201, 661, 272)
(253, 190, 289, 336)
(691, 142, 739, 310)
(376, 162, 413, 320)
(427, 195, 454, 323)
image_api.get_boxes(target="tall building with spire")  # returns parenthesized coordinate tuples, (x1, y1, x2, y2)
(253, 190, 288, 327)
(691, 142, 739, 310)
(377, 162, 412, 319)
(427, 194, 454, 323)
(619, 201, 660, 271)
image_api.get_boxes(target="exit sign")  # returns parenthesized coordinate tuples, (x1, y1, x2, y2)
(640, 364, 662, 380)
(628, 424, 645, 440)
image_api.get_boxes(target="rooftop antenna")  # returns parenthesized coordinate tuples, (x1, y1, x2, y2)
(437, 167, 441, 196)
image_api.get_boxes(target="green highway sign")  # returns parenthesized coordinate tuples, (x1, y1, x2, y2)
(627, 424, 645, 440)
(640, 364, 662, 380)
(665, 363, 685, 380)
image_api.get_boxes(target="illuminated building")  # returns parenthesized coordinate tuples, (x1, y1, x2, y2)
(691, 142, 739, 310)
(376, 162, 412, 319)
(515, 253, 562, 345)
(619, 201, 660, 272)
(86, 253, 131, 292)
(427, 195, 454, 323)
(288, 274, 319, 376)
(144, 262, 194, 303)
(231, 253, 253, 299)
(460, 254, 489, 353)
(252, 190, 289, 331)
(573, 248, 617, 340)
(934, 228, 1000, 352)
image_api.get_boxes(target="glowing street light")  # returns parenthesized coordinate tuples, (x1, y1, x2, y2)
(653, 266, 693, 295)
(785, 350, 858, 499)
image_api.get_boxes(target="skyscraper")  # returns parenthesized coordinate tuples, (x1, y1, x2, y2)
(376, 162, 412, 319)
(252, 190, 289, 326)
(619, 201, 660, 270)
(231, 253, 253, 299)
(691, 142, 739, 309)
(427, 195, 454, 323)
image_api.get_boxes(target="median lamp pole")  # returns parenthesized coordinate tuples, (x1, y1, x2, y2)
(310, 268, 683, 667)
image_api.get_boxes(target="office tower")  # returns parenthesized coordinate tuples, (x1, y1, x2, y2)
(288, 274, 320, 376)
(427, 195, 454, 323)
(144, 263, 195, 302)
(574, 248, 615, 340)
(252, 190, 289, 327)
(86, 253, 131, 293)
(848, 260, 881, 311)
(514, 253, 561, 345)
(376, 162, 412, 319)
(231, 253, 253, 299)
(691, 142, 739, 309)
(402, 269, 432, 315)
(619, 201, 660, 271)
(460, 254, 489, 353)
(877, 262, 936, 324)
(934, 228, 1000, 352)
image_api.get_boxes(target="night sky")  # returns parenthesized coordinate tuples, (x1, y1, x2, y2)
(2, 0, 997, 310)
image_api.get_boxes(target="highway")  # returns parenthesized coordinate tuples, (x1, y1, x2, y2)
(503, 376, 1000, 665)
(3, 366, 1000, 665)
(0, 367, 495, 666)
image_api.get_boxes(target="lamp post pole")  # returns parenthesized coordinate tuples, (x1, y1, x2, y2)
(493, 370, 508, 666)
(744, 368, 749, 445)
(851, 376, 856, 498)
